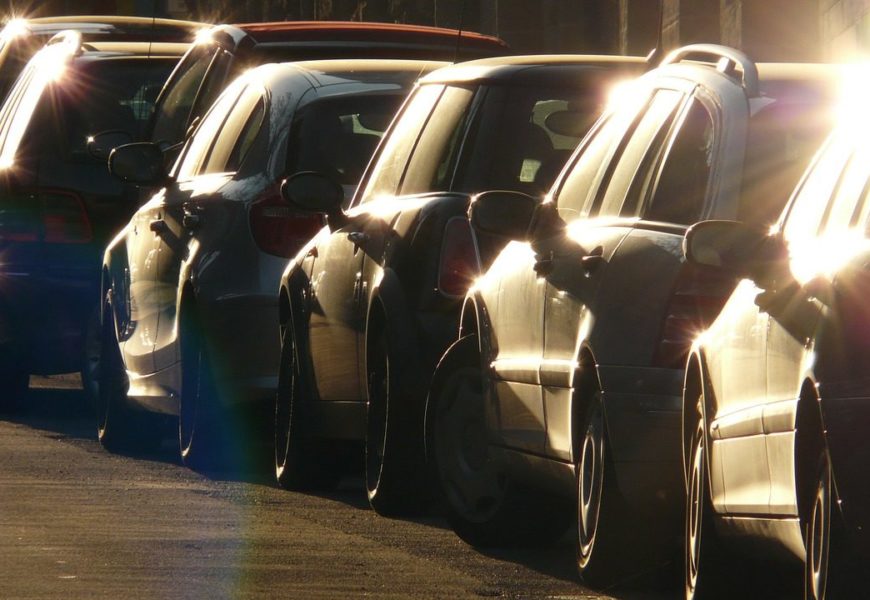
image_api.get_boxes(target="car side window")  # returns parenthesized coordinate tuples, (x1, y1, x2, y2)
(150, 45, 219, 146)
(553, 90, 651, 222)
(596, 89, 685, 217)
(642, 98, 715, 225)
(356, 84, 444, 205)
(782, 136, 853, 243)
(200, 86, 265, 175)
(399, 85, 475, 195)
(174, 81, 245, 180)
(819, 141, 869, 236)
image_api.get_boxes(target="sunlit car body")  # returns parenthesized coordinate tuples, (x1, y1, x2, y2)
(0, 16, 200, 103)
(148, 21, 508, 159)
(98, 59, 442, 467)
(275, 54, 646, 514)
(682, 120, 870, 598)
(0, 32, 188, 409)
(426, 45, 841, 586)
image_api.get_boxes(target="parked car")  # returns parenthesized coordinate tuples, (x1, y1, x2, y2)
(682, 119, 870, 598)
(99, 59, 443, 468)
(425, 45, 841, 586)
(144, 21, 508, 163)
(275, 54, 646, 513)
(0, 16, 200, 103)
(0, 32, 188, 411)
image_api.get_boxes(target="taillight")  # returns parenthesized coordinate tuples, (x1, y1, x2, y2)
(249, 188, 323, 257)
(0, 189, 91, 244)
(654, 266, 733, 368)
(438, 217, 480, 297)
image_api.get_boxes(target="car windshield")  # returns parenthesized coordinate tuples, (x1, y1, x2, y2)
(285, 93, 404, 190)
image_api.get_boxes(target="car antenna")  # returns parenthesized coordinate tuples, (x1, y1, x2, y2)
(645, 0, 664, 69)
(453, 0, 466, 64)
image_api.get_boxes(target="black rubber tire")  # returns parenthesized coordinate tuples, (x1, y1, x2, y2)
(429, 335, 569, 546)
(81, 304, 101, 412)
(365, 327, 427, 516)
(574, 390, 633, 588)
(178, 312, 225, 472)
(275, 321, 340, 491)
(684, 394, 728, 600)
(97, 304, 162, 454)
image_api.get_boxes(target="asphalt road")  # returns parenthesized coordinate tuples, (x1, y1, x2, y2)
(0, 377, 740, 599)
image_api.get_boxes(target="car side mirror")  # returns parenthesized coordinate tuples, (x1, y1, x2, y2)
(281, 171, 346, 226)
(108, 142, 168, 186)
(684, 220, 786, 285)
(469, 190, 540, 240)
(87, 130, 133, 161)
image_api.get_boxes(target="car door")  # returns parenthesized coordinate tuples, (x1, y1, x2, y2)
(539, 87, 689, 461)
(150, 80, 252, 373)
(763, 134, 859, 516)
(306, 84, 447, 402)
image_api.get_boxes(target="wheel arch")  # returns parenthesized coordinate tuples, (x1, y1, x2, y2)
(795, 377, 827, 525)
(570, 343, 604, 461)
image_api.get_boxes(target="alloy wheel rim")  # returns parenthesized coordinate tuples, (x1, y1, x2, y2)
(179, 344, 202, 456)
(366, 342, 389, 493)
(809, 465, 830, 599)
(686, 422, 704, 596)
(274, 337, 294, 476)
(577, 399, 603, 564)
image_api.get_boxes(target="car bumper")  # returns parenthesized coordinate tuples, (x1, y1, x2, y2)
(597, 364, 683, 514)
(0, 269, 97, 374)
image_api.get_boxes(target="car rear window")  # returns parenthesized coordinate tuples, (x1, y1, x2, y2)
(56, 57, 178, 159)
(286, 93, 405, 192)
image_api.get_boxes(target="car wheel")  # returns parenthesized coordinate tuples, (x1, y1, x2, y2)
(275, 321, 340, 490)
(81, 304, 101, 411)
(365, 328, 426, 516)
(97, 303, 162, 453)
(575, 390, 630, 587)
(178, 313, 223, 471)
(430, 336, 568, 546)
(684, 393, 726, 600)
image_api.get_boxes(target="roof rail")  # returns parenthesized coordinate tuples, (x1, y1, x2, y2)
(661, 44, 759, 97)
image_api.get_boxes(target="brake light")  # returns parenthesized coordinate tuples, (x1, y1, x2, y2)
(438, 217, 479, 297)
(0, 189, 91, 244)
(654, 266, 733, 368)
(249, 187, 323, 257)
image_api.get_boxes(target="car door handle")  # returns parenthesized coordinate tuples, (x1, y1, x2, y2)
(534, 250, 554, 276)
(149, 219, 167, 233)
(581, 246, 604, 272)
(347, 231, 369, 245)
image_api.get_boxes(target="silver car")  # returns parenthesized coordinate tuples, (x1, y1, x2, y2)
(98, 59, 443, 469)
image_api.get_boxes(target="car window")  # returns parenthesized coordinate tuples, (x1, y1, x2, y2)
(455, 85, 604, 197)
(150, 45, 220, 146)
(399, 85, 475, 195)
(286, 93, 404, 193)
(739, 100, 836, 228)
(554, 90, 650, 221)
(57, 58, 178, 158)
(356, 84, 444, 204)
(225, 97, 266, 173)
(642, 98, 715, 224)
(175, 81, 246, 180)
(0, 55, 58, 168)
(596, 89, 685, 217)
(200, 86, 264, 174)
(782, 136, 853, 243)
(820, 142, 870, 236)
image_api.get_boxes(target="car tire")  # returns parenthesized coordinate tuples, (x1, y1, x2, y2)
(81, 304, 101, 412)
(178, 311, 224, 472)
(574, 390, 633, 588)
(429, 335, 569, 546)
(365, 327, 427, 516)
(684, 393, 728, 600)
(97, 303, 162, 453)
(274, 321, 340, 491)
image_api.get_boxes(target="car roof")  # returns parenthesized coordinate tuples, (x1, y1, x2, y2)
(78, 40, 190, 59)
(280, 58, 448, 87)
(2, 15, 200, 41)
(199, 21, 508, 59)
(419, 54, 647, 86)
